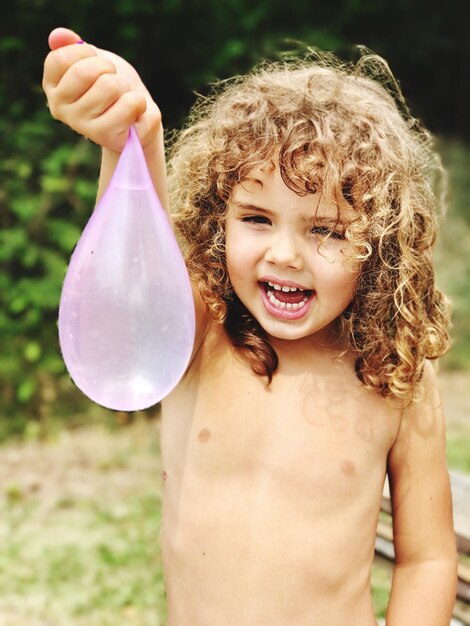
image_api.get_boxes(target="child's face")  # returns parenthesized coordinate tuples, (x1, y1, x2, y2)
(225, 162, 360, 345)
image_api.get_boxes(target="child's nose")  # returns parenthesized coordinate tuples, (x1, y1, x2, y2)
(264, 233, 304, 270)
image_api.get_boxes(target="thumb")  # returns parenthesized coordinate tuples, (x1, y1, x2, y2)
(48, 27, 84, 50)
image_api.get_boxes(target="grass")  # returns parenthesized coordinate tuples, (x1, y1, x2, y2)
(446, 429, 470, 473)
(0, 499, 165, 624)
(371, 559, 392, 619)
(0, 421, 166, 626)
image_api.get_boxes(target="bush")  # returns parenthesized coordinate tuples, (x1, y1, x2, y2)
(0, 112, 102, 438)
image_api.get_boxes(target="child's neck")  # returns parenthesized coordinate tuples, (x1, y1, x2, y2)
(268, 325, 351, 374)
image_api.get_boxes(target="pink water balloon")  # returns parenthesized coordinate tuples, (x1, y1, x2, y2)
(58, 126, 195, 411)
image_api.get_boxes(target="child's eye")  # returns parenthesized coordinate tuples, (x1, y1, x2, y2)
(311, 226, 345, 240)
(241, 215, 271, 225)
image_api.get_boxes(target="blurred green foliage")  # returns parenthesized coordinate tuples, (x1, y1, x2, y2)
(0, 0, 469, 438)
(436, 139, 470, 370)
(0, 113, 101, 437)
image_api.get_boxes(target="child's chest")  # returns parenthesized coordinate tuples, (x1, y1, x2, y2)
(161, 328, 400, 519)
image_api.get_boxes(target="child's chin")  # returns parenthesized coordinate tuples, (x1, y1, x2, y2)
(260, 321, 315, 342)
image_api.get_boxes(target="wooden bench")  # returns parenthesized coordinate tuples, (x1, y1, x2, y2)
(375, 470, 470, 625)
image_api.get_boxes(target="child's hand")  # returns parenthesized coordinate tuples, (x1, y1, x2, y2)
(42, 27, 161, 152)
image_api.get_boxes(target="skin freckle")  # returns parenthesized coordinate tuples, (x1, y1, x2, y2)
(198, 428, 211, 443)
(162, 470, 168, 481)
(340, 460, 355, 476)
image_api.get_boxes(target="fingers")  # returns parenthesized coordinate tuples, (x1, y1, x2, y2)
(44, 54, 148, 148)
(86, 91, 148, 152)
(48, 27, 83, 50)
(44, 52, 118, 125)
(134, 104, 163, 150)
(61, 71, 134, 125)
(88, 91, 162, 153)
(53, 56, 120, 106)
(43, 42, 98, 91)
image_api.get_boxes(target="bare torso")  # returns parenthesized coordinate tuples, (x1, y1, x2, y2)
(160, 322, 401, 625)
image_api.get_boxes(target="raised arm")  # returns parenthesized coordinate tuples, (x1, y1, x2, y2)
(42, 27, 169, 213)
(386, 362, 458, 625)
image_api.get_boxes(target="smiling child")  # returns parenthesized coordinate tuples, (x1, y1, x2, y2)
(42, 27, 458, 625)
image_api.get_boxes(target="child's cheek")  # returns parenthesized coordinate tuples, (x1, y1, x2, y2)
(314, 240, 359, 272)
(313, 246, 360, 296)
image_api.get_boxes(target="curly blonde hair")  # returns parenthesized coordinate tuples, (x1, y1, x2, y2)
(168, 48, 451, 401)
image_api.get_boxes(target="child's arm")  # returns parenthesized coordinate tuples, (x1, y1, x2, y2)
(42, 27, 169, 213)
(385, 362, 458, 625)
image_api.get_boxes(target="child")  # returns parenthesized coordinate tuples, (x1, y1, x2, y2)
(43, 27, 458, 626)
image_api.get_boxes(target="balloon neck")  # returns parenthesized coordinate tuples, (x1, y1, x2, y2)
(110, 126, 153, 190)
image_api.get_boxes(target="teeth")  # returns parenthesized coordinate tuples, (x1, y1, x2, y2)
(267, 281, 304, 292)
(267, 290, 309, 310)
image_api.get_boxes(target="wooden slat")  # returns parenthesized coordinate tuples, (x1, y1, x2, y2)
(458, 579, 470, 605)
(376, 519, 393, 543)
(454, 600, 470, 625)
(375, 535, 395, 561)
(459, 562, 470, 585)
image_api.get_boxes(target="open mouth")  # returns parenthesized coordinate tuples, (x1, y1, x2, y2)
(259, 280, 315, 319)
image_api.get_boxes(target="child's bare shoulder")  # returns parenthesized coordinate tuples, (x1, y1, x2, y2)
(391, 362, 445, 447)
